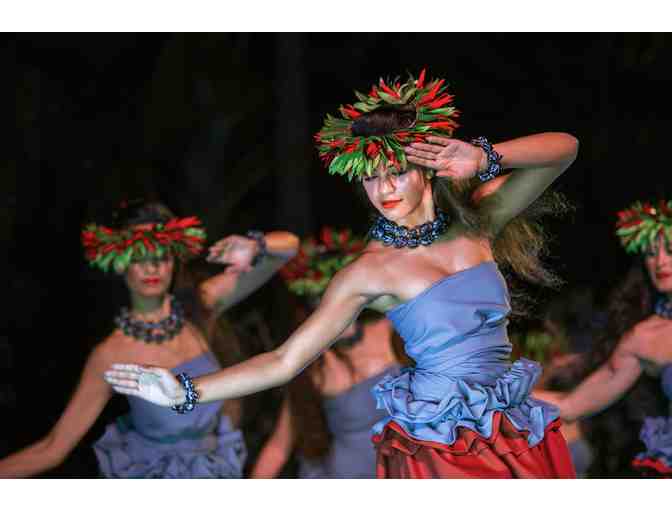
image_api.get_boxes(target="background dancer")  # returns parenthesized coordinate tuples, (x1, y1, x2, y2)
(251, 228, 403, 478)
(0, 200, 298, 478)
(538, 199, 672, 477)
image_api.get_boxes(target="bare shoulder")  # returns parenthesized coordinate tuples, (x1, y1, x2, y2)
(91, 330, 134, 369)
(614, 315, 661, 357)
(328, 248, 391, 298)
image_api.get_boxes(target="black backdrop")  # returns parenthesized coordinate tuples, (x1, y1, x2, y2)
(2, 33, 672, 476)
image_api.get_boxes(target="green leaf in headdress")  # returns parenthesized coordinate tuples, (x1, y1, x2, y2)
(99, 251, 117, 272)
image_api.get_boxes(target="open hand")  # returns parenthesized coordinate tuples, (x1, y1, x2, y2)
(206, 235, 258, 272)
(104, 364, 184, 407)
(405, 136, 486, 180)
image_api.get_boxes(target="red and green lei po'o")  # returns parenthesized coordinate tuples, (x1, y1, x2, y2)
(280, 227, 365, 297)
(81, 217, 207, 273)
(314, 69, 460, 181)
(615, 200, 672, 254)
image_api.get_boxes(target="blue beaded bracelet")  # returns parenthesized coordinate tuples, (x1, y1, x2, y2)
(171, 372, 199, 414)
(471, 136, 503, 182)
(246, 230, 267, 266)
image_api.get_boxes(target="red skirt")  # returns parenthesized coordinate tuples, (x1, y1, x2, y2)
(632, 457, 672, 478)
(373, 412, 576, 478)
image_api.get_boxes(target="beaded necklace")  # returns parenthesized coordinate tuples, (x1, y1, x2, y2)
(114, 296, 185, 343)
(368, 209, 449, 249)
(655, 297, 672, 320)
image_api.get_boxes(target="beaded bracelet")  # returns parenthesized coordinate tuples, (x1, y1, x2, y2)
(471, 136, 503, 182)
(246, 230, 268, 266)
(171, 372, 199, 414)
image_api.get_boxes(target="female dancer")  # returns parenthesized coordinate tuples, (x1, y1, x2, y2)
(105, 71, 579, 478)
(537, 200, 672, 477)
(251, 228, 402, 478)
(0, 200, 298, 478)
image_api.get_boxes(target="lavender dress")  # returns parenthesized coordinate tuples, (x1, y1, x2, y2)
(372, 262, 559, 448)
(634, 364, 672, 474)
(94, 352, 246, 478)
(298, 364, 400, 478)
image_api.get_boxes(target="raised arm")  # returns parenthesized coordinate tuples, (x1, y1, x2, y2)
(250, 396, 295, 478)
(406, 132, 578, 234)
(199, 231, 299, 315)
(474, 133, 578, 233)
(0, 341, 114, 477)
(106, 261, 373, 405)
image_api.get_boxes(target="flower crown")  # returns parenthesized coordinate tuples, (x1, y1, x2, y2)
(315, 69, 459, 181)
(615, 200, 672, 254)
(280, 227, 365, 298)
(81, 217, 207, 273)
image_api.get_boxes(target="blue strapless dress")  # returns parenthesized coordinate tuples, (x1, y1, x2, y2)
(371, 262, 558, 448)
(93, 352, 247, 478)
(633, 364, 672, 475)
(298, 364, 400, 478)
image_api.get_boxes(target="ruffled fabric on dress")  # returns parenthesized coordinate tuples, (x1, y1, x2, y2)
(372, 358, 558, 448)
(632, 416, 672, 475)
(94, 414, 246, 478)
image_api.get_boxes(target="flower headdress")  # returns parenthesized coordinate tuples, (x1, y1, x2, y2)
(615, 200, 672, 254)
(314, 69, 459, 181)
(280, 227, 365, 298)
(81, 217, 207, 273)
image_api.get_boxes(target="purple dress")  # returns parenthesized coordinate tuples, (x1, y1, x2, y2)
(633, 364, 672, 474)
(298, 364, 400, 478)
(94, 352, 246, 478)
(372, 262, 558, 448)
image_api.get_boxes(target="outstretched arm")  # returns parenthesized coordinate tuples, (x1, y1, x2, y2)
(250, 396, 295, 478)
(199, 231, 299, 315)
(554, 343, 642, 422)
(0, 341, 113, 478)
(106, 262, 372, 405)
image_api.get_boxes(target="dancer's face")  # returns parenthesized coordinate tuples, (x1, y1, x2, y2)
(361, 163, 433, 225)
(644, 234, 672, 295)
(123, 223, 175, 298)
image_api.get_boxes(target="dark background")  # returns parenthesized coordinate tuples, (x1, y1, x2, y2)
(2, 33, 672, 476)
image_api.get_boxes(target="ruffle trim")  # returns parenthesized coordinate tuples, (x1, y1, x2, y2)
(371, 358, 558, 447)
(93, 416, 247, 478)
(632, 416, 672, 475)
(373, 414, 564, 458)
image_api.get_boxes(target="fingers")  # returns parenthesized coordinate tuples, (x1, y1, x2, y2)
(109, 386, 142, 398)
(111, 363, 144, 373)
(404, 146, 437, 161)
(406, 155, 441, 170)
(104, 371, 139, 390)
(406, 142, 443, 154)
(425, 135, 453, 146)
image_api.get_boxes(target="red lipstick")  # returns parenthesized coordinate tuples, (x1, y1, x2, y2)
(657, 271, 672, 280)
(143, 278, 161, 285)
(382, 199, 403, 209)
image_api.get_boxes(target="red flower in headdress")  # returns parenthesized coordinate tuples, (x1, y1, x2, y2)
(366, 141, 380, 158)
(416, 68, 426, 89)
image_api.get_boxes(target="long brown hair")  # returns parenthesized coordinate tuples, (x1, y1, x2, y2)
(436, 177, 571, 316)
(352, 109, 571, 317)
(581, 262, 668, 477)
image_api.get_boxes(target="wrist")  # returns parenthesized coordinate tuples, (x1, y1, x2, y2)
(171, 372, 200, 413)
(246, 230, 268, 266)
(471, 136, 503, 182)
(478, 148, 488, 173)
(170, 386, 187, 407)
